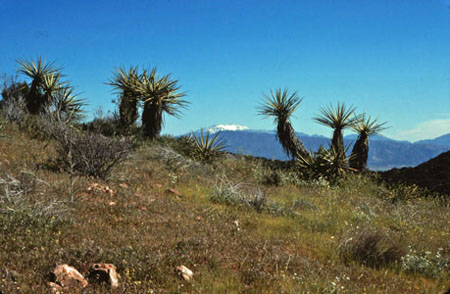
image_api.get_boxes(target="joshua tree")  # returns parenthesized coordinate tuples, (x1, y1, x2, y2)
(313, 102, 359, 160)
(258, 88, 308, 159)
(17, 57, 60, 114)
(107, 66, 141, 128)
(139, 68, 188, 139)
(350, 114, 387, 171)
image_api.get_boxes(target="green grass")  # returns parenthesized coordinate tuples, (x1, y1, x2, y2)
(0, 123, 449, 293)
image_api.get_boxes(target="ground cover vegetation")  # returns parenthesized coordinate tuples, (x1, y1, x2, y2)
(0, 58, 449, 293)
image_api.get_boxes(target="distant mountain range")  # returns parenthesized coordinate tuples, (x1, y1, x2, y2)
(188, 125, 450, 171)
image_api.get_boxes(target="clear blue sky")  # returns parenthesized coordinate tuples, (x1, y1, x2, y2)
(1, 0, 449, 141)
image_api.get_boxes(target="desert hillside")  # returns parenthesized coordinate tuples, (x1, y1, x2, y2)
(0, 121, 449, 293)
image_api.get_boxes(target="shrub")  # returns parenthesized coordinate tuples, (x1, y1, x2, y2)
(81, 108, 141, 137)
(145, 144, 194, 172)
(339, 228, 405, 268)
(45, 121, 133, 179)
(0, 76, 29, 123)
(297, 146, 350, 183)
(401, 246, 450, 278)
(211, 177, 267, 212)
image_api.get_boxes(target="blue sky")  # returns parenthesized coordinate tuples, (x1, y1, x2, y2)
(1, 0, 449, 141)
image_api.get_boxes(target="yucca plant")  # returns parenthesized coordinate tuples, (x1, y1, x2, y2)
(350, 114, 387, 171)
(139, 68, 188, 139)
(314, 102, 359, 161)
(49, 87, 86, 123)
(189, 130, 227, 163)
(107, 66, 141, 128)
(17, 57, 60, 114)
(298, 145, 352, 182)
(258, 88, 308, 159)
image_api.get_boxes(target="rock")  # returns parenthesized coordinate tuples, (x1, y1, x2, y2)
(176, 265, 193, 281)
(233, 220, 240, 231)
(87, 183, 115, 197)
(88, 263, 119, 288)
(50, 264, 88, 290)
(166, 188, 182, 197)
(47, 282, 63, 294)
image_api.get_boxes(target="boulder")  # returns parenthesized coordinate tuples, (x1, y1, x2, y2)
(88, 263, 119, 288)
(50, 264, 88, 290)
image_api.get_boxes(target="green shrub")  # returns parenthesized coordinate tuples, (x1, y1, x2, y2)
(401, 246, 450, 278)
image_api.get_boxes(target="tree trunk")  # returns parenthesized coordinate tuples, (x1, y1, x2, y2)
(331, 128, 346, 161)
(142, 101, 162, 139)
(277, 119, 308, 159)
(119, 92, 138, 128)
(26, 80, 43, 115)
(350, 133, 368, 171)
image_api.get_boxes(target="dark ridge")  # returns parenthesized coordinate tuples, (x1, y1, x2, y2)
(380, 151, 450, 196)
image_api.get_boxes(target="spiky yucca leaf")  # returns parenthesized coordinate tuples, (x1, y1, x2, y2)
(17, 57, 61, 114)
(259, 88, 302, 123)
(50, 87, 86, 122)
(314, 102, 359, 157)
(258, 88, 308, 159)
(298, 145, 354, 182)
(139, 67, 188, 139)
(350, 114, 387, 171)
(190, 130, 227, 163)
(108, 66, 141, 128)
(17, 57, 59, 80)
(352, 114, 387, 136)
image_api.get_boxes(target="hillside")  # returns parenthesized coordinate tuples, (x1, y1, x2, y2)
(0, 123, 449, 293)
(190, 126, 450, 170)
(381, 151, 450, 195)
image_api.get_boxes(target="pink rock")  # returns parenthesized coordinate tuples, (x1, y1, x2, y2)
(166, 188, 182, 197)
(51, 264, 88, 290)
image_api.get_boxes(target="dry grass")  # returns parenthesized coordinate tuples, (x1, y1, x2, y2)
(0, 123, 449, 293)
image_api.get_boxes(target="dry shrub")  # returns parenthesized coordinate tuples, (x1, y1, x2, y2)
(339, 228, 405, 268)
(45, 121, 133, 179)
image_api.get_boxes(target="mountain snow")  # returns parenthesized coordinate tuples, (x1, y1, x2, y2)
(205, 124, 249, 133)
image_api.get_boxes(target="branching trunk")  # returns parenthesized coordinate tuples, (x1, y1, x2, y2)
(350, 133, 368, 171)
(277, 119, 308, 159)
